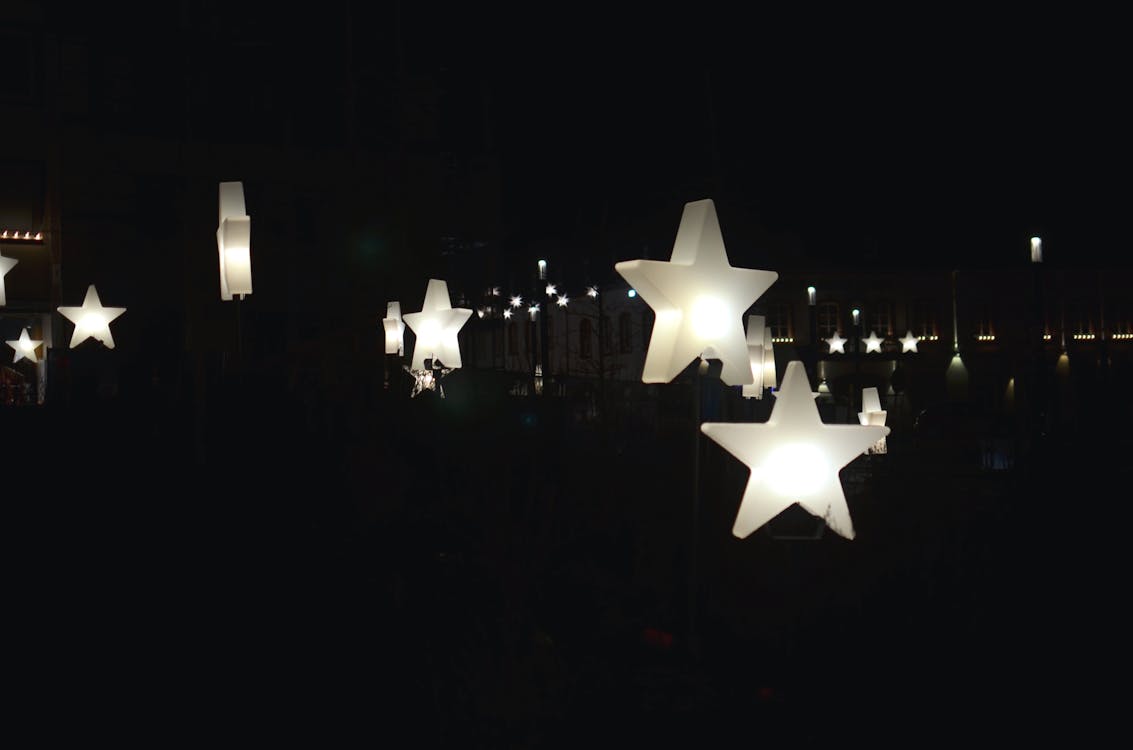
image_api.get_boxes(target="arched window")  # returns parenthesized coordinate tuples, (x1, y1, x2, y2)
(871, 301, 893, 337)
(817, 301, 840, 338)
(618, 312, 632, 353)
(913, 300, 939, 341)
(767, 302, 793, 343)
(580, 318, 592, 359)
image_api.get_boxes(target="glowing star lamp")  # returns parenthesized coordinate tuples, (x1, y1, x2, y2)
(217, 181, 253, 301)
(701, 361, 889, 540)
(382, 301, 405, 355)
(614, 199, 778, 385)
(0, 253, 17, 306)
(826, 332, 847, 354)
(6, 328, 42, 363)
(762, 325, 777, 391)
(403, 279, 472, 371)
(58, 284, 126, 349)
(742, 314, 766, 399)
(863, 331, 884, 353)
(858, 386, 889, 454)
(899, 330, 919, 353)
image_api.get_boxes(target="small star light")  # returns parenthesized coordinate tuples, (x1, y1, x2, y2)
(701, 361, 889, 540)
(826, 332, 847, 354)
(586, 286, 599, 298)
(7, 328, 42, 363)
(614, 199, 778, 385)
(556, 294, 569, 307)
(545, 283, 557, 297)
(0, 252, 18, 306)
(863, 331, 884, 353)
(58, 284, 126, 349)
(403, 279, 472, 371)
(510, 294, 524, 308)
(899, 330, 919, 353)
(503, 308, 513, 319)
(528, 302, 540, 319)
(216, 181, 253, 300)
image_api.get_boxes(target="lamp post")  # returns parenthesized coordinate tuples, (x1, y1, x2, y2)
(807, 285, 818, 387)
(852, 307, 861, 414)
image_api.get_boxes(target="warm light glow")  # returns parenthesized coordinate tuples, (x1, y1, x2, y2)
(762, 444, 828, 496)
(614, 199, 778, 385)
(1030, 236, 1043, 263)
(0, 229, 43, 242)
(690, 295, 728, 340)
(701, 361, 888, 540)
(1072, 333, 1095, 340)
(806, 286, 816, 306)
(0, 252, 17, 306)
(403, 279, 472, 370)
(863, 331, 884, 353)
(826, 332, 847, 354)
(58, 284, 126, 349)
(762, 326, 777, 391)
(770, 337, 793, 344)
(976, 334, 997, 341)
(6, 328, 42, 363)
(586, 286, 599, 298)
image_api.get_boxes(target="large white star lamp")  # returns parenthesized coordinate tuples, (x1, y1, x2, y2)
(6, 329, 42, 363)
(899, 330, 919, 353)
(0, 253, 17, 306)
(58, 284, 126, 349)
(701, 361, 889, 540)
(863, 331, 884, 353)
(614, 199, 778, 385)
(217, 181, 253, 301)
(403, 279, 472, 371)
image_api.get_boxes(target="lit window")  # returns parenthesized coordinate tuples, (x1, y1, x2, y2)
(767, 302, 793, 343)
(871, 301, 893, 337)
(816, 301, 840, 339)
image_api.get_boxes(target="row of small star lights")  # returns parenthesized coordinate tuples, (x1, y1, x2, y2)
(825, 330, 924, 354)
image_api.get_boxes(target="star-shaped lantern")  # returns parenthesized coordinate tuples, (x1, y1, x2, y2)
(382, 301, 405, 355)
(403, 279, 472, 371)
(899, 330, 919, 353)
(6, 328, 42, 363)
(0, 253, 17, 306)
(216, 181, 253, 300)
(826, 332, 847, 354)
(701, 361, 889, 540)
(858, 386, 889, 454)
(614, 199, 778, 385)
(58, 284, 126, 349)
(863, 331, 884, 353)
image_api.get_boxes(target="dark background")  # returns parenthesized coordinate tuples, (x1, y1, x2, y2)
(5, 3, 1131, 746)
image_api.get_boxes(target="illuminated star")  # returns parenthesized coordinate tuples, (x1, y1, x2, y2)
(614, 199, 778, 385)
(57, 284, 126, 349)
(556, 295, 568, 307)
(6, 328, 42, 363)
(863, 331, 884, 353)
(0, 252, 17, 306)
(899, 330, 919, 353)
(545, 283, 557, 297)
(503, 308, 513, 319)
(509, 295, 523, 308)
(403, 279, 472, 370)
(701, 361, 889, 540)
(825, 332, 847, 354)
(586, 286, 599, 298)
